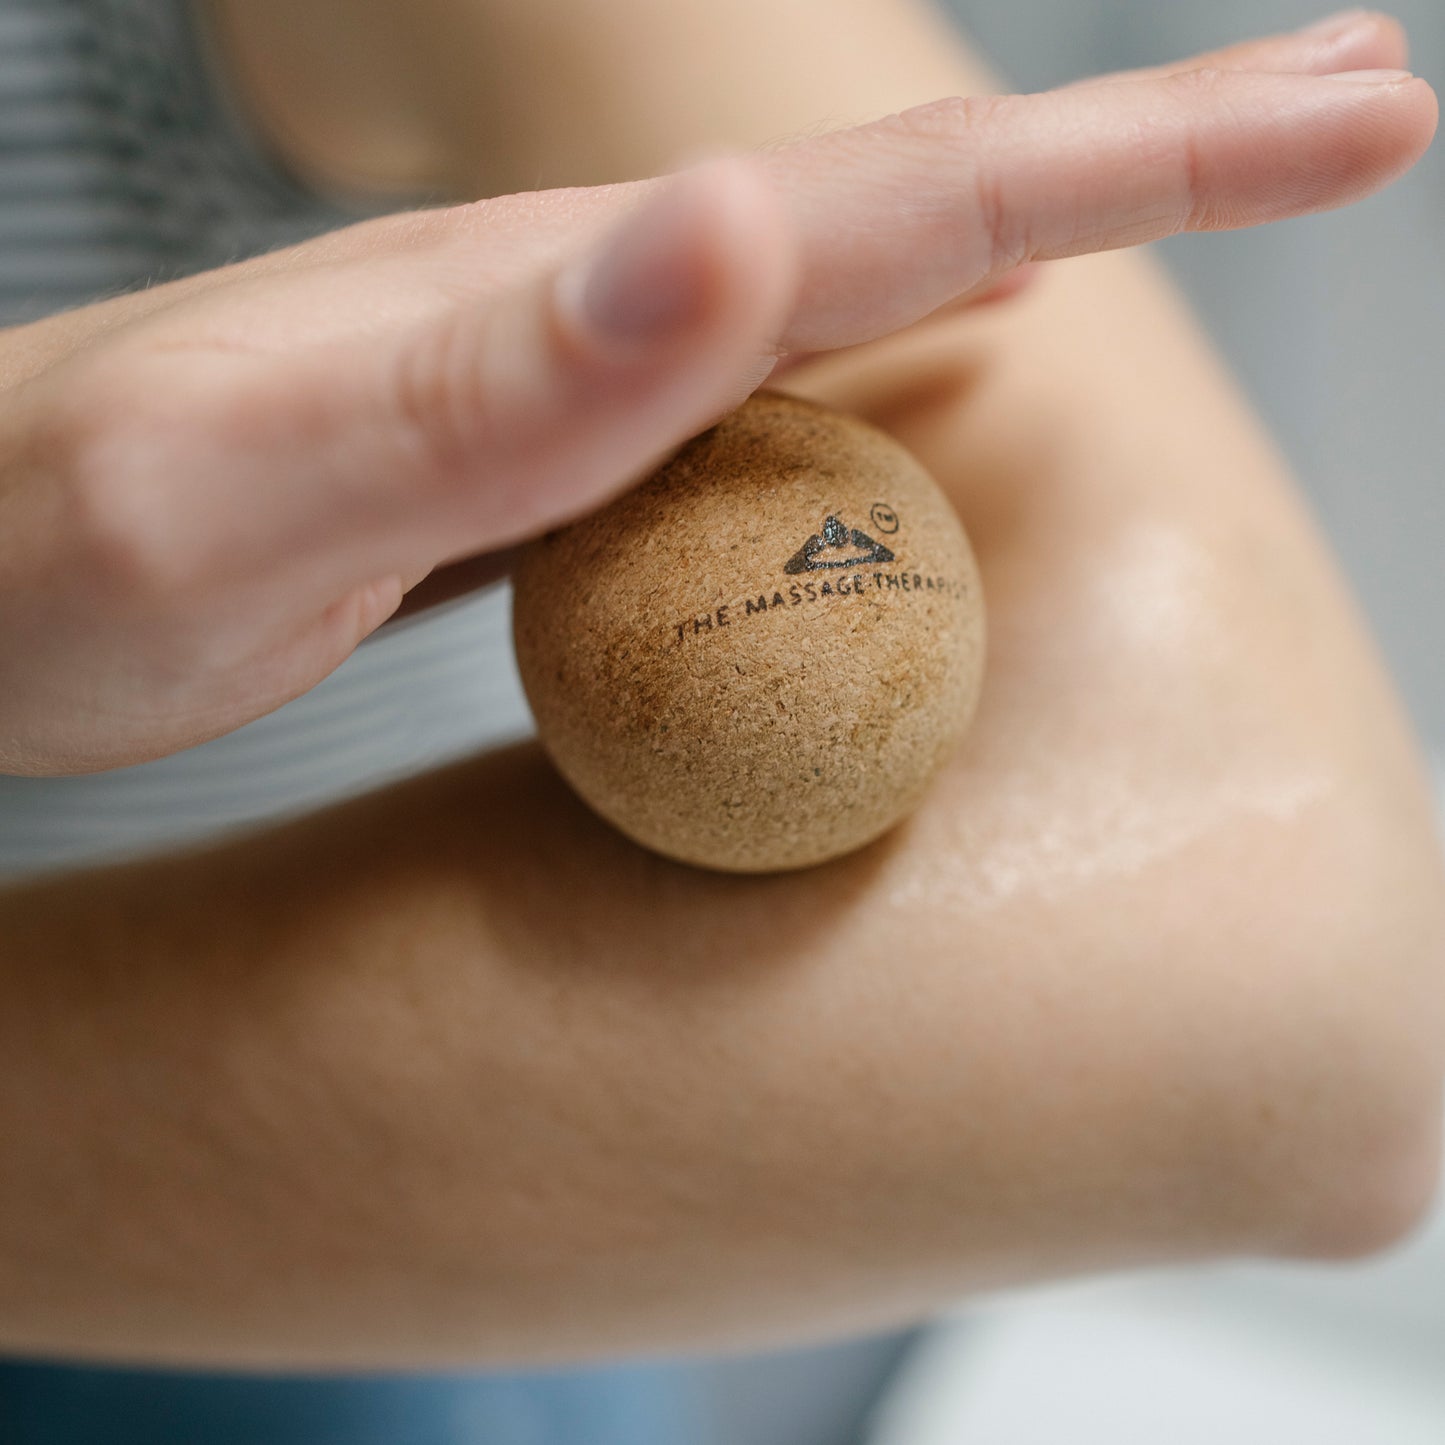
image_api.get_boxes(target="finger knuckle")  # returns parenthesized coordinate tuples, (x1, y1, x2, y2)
(1161, 65, 1233, 100)
(882, 92, 1013, 143)
(391, 309, 504, 491)
(859, 97, 1029, 270)
(1153, 73, 1221, 231)
(38, 359, 198, 602)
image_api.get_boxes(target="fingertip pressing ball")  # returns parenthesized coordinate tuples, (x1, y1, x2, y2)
(511, 391, 985, 872)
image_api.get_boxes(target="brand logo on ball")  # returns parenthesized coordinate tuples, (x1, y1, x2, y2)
(671, 501, 963, 645)
(783, 514, 894, 574)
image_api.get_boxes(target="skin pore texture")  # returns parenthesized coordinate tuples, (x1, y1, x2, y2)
(0, 1, 1441, 1367)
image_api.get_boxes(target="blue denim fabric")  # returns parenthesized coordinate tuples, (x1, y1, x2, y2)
(0, 1329, 918, 1445)
(0, 1360, 693, 1445)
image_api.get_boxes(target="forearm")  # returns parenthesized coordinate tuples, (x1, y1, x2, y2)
(4, 0, 1440, 1371)
(3, 257, 1442, 1370)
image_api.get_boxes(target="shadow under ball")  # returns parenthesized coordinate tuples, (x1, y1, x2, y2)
(512, 391, 986, 872)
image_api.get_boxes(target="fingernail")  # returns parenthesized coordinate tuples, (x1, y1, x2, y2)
(1325, 67, 1414, 83)
(1297, 8, 1371, 40)
(557, 177, 711, 349)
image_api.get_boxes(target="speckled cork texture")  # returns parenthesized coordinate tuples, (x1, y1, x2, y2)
(511, 391, 986, 872)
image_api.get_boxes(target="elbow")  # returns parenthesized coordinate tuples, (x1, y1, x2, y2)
(1295, 1091, 1443, 1262)
(1279, 989, 1444, 1263)
(1240, 781, 1445, 1264)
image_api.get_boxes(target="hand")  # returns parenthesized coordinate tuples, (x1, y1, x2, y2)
(0, 17, 1431, 774)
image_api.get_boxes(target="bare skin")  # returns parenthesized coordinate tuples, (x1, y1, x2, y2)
(0, 4, 1441, 1367)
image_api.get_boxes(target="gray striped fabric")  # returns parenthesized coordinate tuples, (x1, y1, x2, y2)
(0, 0, 534, 881)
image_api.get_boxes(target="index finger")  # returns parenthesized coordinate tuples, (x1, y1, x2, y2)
(766, 65, 1435, 353)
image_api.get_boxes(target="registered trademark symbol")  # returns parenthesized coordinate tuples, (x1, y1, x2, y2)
(870, 503, 899, 534)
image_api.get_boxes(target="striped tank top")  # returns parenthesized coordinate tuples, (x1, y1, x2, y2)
(0, 0, 532, 878)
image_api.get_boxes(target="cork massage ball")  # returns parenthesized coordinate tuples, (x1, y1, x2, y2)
(511, 391, 985, 873)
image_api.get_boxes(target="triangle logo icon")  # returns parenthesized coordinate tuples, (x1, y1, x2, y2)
(783, 514, 895, 575)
